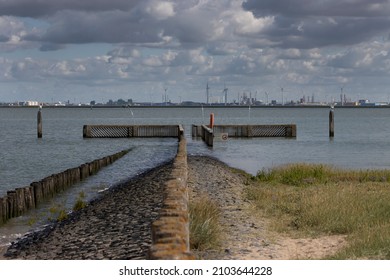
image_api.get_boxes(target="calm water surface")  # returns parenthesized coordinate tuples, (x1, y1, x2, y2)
(1, 106, 390, 247)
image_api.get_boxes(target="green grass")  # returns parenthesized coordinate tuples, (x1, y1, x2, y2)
(247, 163, 390, 259)
(256, 163, 390, 187)
(73, 191, 87, 211)
(57, 209, 68, 222)
(48, 203, 68, 222)
(189, 194, 222, 251)
(256, 163, 331, 186)
(46, 192, 87, 223)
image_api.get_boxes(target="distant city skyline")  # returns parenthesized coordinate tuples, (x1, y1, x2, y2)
(4, 92, 387, 108)
(1, 1, 390, 104)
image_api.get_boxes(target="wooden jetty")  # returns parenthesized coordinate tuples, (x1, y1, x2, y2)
(192, 124, 297, 147)
(83, 125, 183, 139)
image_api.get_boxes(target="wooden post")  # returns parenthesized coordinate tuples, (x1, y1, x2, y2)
(37, 107, 42, 138)
(0, 197, 5, 225)
(80, 164, 90, 180)
(291, 124, 297, 137)
(31, 181, 43, 206)
(23, 186, 35, 210)
(83, 125, 88, 138)
(15, 188, 26, 216)
(201, 125, 214, 147)
(329, 107, 334, 138)
(7, 191, 17, 218)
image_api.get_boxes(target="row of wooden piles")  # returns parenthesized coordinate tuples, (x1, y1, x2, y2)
(0, 149, 129, 226)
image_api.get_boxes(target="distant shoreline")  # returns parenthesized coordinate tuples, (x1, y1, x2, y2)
(1, 104, 390, 109)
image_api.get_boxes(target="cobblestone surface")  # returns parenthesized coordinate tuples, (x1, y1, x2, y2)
(3, 162, 172, 260)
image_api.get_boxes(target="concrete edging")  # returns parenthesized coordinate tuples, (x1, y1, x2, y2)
(149, 135, 194, 260)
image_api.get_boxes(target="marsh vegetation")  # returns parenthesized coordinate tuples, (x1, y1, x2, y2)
(247, 163, 390, 259)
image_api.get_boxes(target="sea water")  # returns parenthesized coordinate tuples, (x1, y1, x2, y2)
(1, 106, 390, 247)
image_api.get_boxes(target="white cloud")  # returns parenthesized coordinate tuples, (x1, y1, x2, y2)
(143, 56, 163, 67)
(144, 1, 175, 20)
(162, 50, 177, 63)
(0, 16, 40, 51)
(233, 12, 274, 35)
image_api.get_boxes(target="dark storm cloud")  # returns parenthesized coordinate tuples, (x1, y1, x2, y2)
(0, 0, 140, 17)
(39, 42, 66, 51)
(13, 1, 218, 48)
(2, 0, 390, 50)
(1, 0, 185, 47)
(242, 0, 390, 48)
(258, 16, 390, 49)
(242, 0, 390, 18)
(37, 10, 164, 44)
(0, 35, 9, 42)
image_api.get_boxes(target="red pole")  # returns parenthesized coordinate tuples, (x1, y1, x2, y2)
(209, 113, 214, 129)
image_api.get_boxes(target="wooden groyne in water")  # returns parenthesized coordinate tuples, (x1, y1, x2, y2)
(0, 150, 129, 226)
(214, 124, 296, 137)
(192, 124, 297, 146)
(83, 125, 183, 138)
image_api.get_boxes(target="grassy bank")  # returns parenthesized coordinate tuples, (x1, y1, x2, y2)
(247, 163, 390, 259)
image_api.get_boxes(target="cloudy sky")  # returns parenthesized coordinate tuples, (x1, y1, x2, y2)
(1, 0, 390, 104)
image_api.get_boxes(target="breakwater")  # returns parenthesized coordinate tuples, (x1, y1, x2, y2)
(0, 149, 129, 226)
(192, 124, 297, 146)
(149, 134, 194, 259)
(83, 125, 183, 138)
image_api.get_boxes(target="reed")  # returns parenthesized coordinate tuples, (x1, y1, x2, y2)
(247, 163, 390, 259)
(48, 202, 68, 222)
(189, 194, 222, 251)
(73, 191, 87, 211)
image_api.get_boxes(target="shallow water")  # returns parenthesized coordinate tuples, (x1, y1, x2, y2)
(2, 106, 390, 248)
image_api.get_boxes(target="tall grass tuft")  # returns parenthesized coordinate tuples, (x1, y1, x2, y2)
(334, 223, 390, 259)
(189, 194, 222, 251)
(73, 191, 87, 211)
(247, 163, 390, 259)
